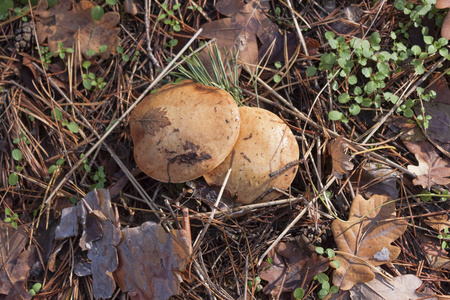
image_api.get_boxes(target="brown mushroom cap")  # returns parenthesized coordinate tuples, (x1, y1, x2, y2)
(130, 80, 240, 183)
(204, 106, 299, 205)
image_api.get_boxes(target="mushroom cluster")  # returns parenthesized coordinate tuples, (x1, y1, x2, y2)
(130, 80, 299, 205)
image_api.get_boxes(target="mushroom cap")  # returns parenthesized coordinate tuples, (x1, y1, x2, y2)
(130, 80, 240, 183)
(204, 106, 299, 205)
(436, 0, 450, 9)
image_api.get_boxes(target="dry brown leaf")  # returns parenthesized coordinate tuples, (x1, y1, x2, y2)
(113, 222, 192, 300)
(328, 135, 354, 179)
(350, 273, 438, 300)
(331, 194, 408, 290)
(35, 0, 120, 59)
(57, 189, 192, 300)
(424, 215, 450, 232)
(0, 223, 36, 300)
(404, 141, 450, 189)
(200, 0, 279, 70)
(421, 239, 450, 270)
(351, 162, 399, 200)
(259, 239, 329, 296)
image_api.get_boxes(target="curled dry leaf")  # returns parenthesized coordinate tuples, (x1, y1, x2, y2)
(350, 273, 437, 300)
(200, 0, 279, 71)
(351, 162, 399, 200)
(114, 222, 192, 300)
(0, 222, 36, 300)
(424, 214, 450, 233)
(403, 141, 450, 189)
(56, 189, 192, 300)
(35, 0, 120, 59)
(328, 135, 354, 179)
(331, 194, 408, 290)
(259, 239, 329, 296)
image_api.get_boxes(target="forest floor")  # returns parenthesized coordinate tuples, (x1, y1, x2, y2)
(1, 0, 450, 299)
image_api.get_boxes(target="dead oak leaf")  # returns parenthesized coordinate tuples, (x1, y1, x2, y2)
(259, 239, 329, 296)
(137, 107, 172, 136)
(403, 141, 450, 189)
(331, 194, 408, 290)
(35, 0, 120, 60)
(0, 223, 36, 300)
(200, 0, 279, 70)
(328, 135, 354, 179)
(113, 222, 192, 300)
(424, 214, 450, 233)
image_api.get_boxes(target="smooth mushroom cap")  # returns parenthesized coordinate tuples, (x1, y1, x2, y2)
(204, 106, 299, 205)
(436, 0, 450, 9)
(130, 80, 240, 183)
(442, 11, 450, 39)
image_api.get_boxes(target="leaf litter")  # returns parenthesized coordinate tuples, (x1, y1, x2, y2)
(331, 194, 408, 290)
(56, 189, 192, 300)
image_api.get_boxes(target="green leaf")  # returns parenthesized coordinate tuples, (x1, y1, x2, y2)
(4, 217, 11, 223)
(0, 0, 14, 20)
(12, 149, 23, 161)
(329, 111, 343, 121)
(169, 39, 178, 47)
(394, 0, 406, 10)
(82, 61, 91, 70)
(423, 35, 434, 45)
(98, 45, 108, 53)
(330, 286, 339, 293)
(9, 173, 19, 185)
(274, 61, 282, 69)
(361, 98, 372, 107)
(403, 108, 414, 118)
(48, 165, 57, 174)
(32, 283, 42, 292)
(369, 32, 381, 45)
(331, 259, 340, 268)
(324, 31, 335, 40)
(315, 247, 324, 254)
(273, 74, 281, 83)
(338, 93, 350, 104)
(91, 5, 104, 21)
(294, 287, 305, 299)
(349, 104, 360, 115)
(67, 122, 79, 133)
(83, 79, 92, 90)
(326, 248, 336, 258)
(86, 49, 96, 56)
(364, 81, 376, 94)
(106, 0, 116, 5)
(52, 108, 62, 121)
(348, 75, 357, 85)
(317, 273, 329, 284)
(116, 45, 124, 54)
(361, 67, 372, 78)
(306, 65, 317, 77)
(318, 289, 329, 299)
(173, 24, 181, 31)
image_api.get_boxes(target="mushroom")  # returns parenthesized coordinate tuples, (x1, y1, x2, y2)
(436, 0, 450, 39)
(130, 80, 240, 183)
(204, 106, 299, 205)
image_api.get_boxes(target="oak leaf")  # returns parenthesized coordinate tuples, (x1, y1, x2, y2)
(331, 194, 408, 290)
(35, 0, 120, 59)
(200, 0, 279, 70)
(328, 135, 354, 179)
(0, 223, 36, 300)
(403, 141, 450, 189)
(350, 274, 438, 300)
(424, 214, 450, 233)
(138, 107, 172, 136)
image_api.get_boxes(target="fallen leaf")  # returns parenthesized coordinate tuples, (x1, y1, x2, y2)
(57, 189, 192, 300)
(421, 238, 450, 270)
(328, 135, 354, 179)
(200, 0, 279, 70)
(0, 223, 36, 300)
(404, 141, 450, 189)
(259, 239, 329, 296)
(351, 162, 399, 199)
(350, 273, 437, 300)
(35, 0, 120, 60)
(331, 194, 408, 290)
(137, 107, 172, 136)
(113, 222, 192, 300)
(424, 215, 450, 233)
